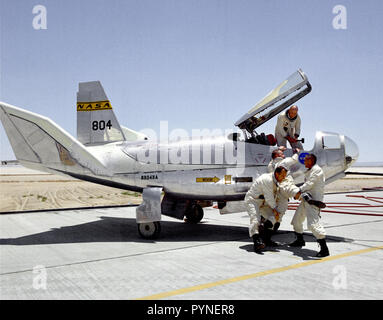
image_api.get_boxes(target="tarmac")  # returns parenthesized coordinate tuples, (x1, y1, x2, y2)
(0, 190, 382, 300)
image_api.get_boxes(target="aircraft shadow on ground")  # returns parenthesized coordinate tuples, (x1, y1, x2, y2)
(0, 216, 248, 245)
(0, 216, 354, 257)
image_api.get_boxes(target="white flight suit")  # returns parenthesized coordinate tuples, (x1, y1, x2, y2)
(291, 164, 326, 239)
(275, 111, 303, 149)
(267, 154, 300, 221)
(245, 172, 278, 237)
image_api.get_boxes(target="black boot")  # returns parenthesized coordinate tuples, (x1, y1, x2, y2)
(252, 234, 266, 253)
(264, 228, 279, 247)
(273, 222, 280, 234)
(262, 220, 278, 247)
(316, 238, 330, 257)
(289, 232, 305, 247)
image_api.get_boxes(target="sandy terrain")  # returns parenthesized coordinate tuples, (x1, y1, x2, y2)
(325, 166, 383, 193)
(0, 166, 142, 212)
(0, 165, 382, 212)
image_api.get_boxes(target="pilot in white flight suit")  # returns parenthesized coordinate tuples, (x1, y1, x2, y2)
(245, 166, 296, 253)
(275, 105, 303, 149)
(290, 153, 330, 257)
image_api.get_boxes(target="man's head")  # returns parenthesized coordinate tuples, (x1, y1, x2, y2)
(304, 153, 317, 169)
(288, 105, 299, 119)
(274, 166, 288, 182)
(271, 149, 285, 159)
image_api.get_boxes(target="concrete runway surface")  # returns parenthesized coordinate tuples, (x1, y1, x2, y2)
(0, 190, 382, 300)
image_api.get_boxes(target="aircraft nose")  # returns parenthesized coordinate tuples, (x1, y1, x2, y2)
(344, 136, 359, 168)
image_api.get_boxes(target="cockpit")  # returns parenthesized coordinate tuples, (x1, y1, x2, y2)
(234, 69, 311, 144)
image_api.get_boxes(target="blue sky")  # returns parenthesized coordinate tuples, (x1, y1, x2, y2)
(0, 0, 382, 162)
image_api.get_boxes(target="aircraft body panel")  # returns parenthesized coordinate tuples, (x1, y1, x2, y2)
(74, 131, 353, 200)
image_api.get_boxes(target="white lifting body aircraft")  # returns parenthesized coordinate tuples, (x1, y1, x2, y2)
(0, 70, 359, 239)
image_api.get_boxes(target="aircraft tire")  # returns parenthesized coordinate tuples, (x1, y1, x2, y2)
(185, 204, 204, 223)
(137, 221, 161, 239)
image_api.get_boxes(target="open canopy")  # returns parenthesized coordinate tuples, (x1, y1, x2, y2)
(235, 69, 311, 133)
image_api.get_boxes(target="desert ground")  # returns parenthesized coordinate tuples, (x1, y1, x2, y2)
(0, 166, 142, 212)
(0, 165, 382, 212)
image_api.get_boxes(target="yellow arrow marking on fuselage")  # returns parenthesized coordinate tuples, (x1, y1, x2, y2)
(196, 176, 220, 183)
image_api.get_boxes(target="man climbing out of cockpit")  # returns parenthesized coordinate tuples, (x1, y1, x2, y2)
(267, 146, 300, 173)
(275, 105, 303, 149)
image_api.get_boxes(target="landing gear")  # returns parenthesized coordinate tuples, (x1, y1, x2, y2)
(136, 187, 162, 239)
(185, 204, 204, 223)
(137, 221, 161, 239)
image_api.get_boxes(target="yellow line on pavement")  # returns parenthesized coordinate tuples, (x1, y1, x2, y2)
(136, 245, 383, 300)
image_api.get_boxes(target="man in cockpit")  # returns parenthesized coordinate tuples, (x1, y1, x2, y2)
(275, 105, 303, 149)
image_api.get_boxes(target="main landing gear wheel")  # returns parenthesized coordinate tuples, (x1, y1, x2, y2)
(137, 221, 161, 239)
(185, 204, 204, 223)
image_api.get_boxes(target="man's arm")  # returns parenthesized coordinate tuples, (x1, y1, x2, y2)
(279, 178, 301, 198)
(267, 160, 275, 173)
(280, 153, 299, 169)
(245, 181, 259, 201)
(294, 115, 301, 138)
(300, 166, 323, 193)
(275, 114, 288, 138)
(262, 179, 277, 209)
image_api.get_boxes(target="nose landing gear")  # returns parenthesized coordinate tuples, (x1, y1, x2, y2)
(137, 221, 161, 239)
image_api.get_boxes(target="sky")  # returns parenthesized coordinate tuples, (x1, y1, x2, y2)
(0, 0, 382, 163)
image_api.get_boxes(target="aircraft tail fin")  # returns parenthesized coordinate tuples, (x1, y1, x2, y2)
(77, 81, 126, 145)
(0, 102, 109, 176)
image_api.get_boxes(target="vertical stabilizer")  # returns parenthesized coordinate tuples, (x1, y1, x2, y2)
(77, 81, 126, 145)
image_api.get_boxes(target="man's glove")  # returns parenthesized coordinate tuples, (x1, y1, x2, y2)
(272, 208, 280, 222)
(302, 192, 313, 202)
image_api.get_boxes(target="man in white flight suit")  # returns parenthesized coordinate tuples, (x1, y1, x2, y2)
(290, 154, 330, 257)
(245, 166, 298, 253)
(275, 105, 303, 149)
(267, 148, 301, 233)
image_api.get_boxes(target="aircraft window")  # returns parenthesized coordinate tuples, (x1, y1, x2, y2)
(322, 134, 341, 149)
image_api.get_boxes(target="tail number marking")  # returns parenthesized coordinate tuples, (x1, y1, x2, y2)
(92, 120, 112, 131)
